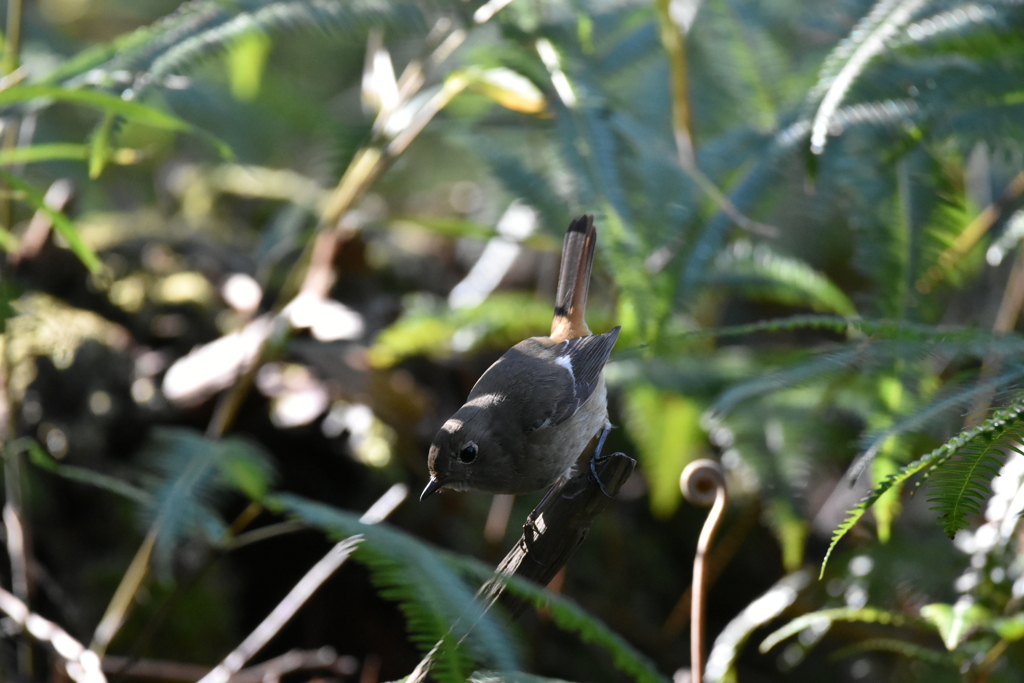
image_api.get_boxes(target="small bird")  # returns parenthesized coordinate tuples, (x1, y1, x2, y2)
(421, 214, 620, 501)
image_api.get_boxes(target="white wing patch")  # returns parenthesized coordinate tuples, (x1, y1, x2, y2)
(467, 392, 503, 408)
(554, 354, 575, 381)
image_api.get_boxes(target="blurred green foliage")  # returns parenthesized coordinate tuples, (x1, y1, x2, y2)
(3, 0, 1024, 681)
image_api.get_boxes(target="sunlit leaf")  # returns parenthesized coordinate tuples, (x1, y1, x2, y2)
(920, 601, 992, 650)
(228, 29, 272, 101)
(0, 84, 233, 159)
(761, 607, 911, 653)
(0, 170, 103, 274)
(623, 383, 704, 518)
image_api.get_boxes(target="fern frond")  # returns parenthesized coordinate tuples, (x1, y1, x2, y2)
(687, 0, 786, 132)
(829, 637, 962, 667)
(549, 97, 633, 222)
(594, 21, 660, 76)
(775, 99, 920, 151)
(709, 240, 857, 315)
(142, 428, 227, 575)
(760, 607, 913, 653)
(597, 204, 663, 344)
(806, 0, 932, 154)
(604, 109, 700, 252)
(470, 673, 577, 683)
(269, 493, 519, 678)
(927, 420, 1024, 537)
(659, 316, 1024, 376)
(141, 428, 275, 575)
(26, 440, 153, 505)
(892, 4, 1004, 52)
(667, 314, 909, 342)
(850, 365, 1024, 482)
(676, 129, 787, 302)
(900, 146, 972, 303)
(449, 557, 668, 683)
(707, 334, 1024, 424)
(821, 394, 1024, 575)
(704, 571, 813, 683)
(708, 347, 861, 420)
(45, 0, 426, 98)
(483, 152, 575, 236)
(677, 95, 919, 302)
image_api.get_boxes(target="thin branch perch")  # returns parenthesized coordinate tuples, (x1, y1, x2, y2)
(409, 452, 636, 681)
(479, 452, 636, 618)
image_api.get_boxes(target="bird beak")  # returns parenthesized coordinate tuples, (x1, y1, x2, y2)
(420, 477, 443, 502)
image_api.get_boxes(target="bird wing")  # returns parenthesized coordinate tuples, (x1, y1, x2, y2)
(546, 326, 621, 427)
(466, 327, 620, 433)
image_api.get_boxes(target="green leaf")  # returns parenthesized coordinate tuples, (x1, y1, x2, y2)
(829, 637, 961, 667)
(0, 170, 103, 274)
(454, 565, 668, 683)
(805, 0, 931, 154)
(0, 84, 233, 159)
(215, 437, 276, 501)
(763, 499, 808, 573)
(0, 142, 139, 168)
(0, 143, 88, 165)
(821, 395, 1024, 576)
(270, 493, 518, 680)
(0, 84, 186, 129)
(368, 293, 555, 368)
(599, 204, 666, 346)
(870, 446, 904, 544)
(994, 614, 1024, 642)
(228, 29, 272, 101)
(920, 601, 992, 650)
(709, 241, 857, 316)
(623, 383, 704, 518)
(89, 113, 118, 179)
(926, 424, 1024, 538)
(29, 448, 153, 505)
(760, 607, 910, 653)
(706, 571, 812, 683)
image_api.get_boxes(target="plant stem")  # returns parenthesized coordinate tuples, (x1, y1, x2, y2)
(680, 459, 728, 683)
(1, 5, 29, 676)
(1, 0, 22, 77)
(0, 0, 22, 233)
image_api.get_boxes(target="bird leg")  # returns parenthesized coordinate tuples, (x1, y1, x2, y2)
(588, 425, 614, 497)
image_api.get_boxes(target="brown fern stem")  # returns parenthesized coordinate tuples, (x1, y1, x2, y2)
(681, 459, 728, 682)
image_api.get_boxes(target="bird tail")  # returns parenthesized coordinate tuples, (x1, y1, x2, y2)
(550, 214, 596, 341)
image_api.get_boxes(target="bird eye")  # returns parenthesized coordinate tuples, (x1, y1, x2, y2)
(459, 442, 478, 464)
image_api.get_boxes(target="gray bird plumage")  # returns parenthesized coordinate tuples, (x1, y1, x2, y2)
(422, 215, 619, 500)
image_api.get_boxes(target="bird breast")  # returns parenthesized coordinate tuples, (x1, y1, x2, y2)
(522, 374, 609, 492)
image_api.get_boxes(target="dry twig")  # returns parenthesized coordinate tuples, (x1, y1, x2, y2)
(198, 483, 407, 683)
(0, 585, 105, 682)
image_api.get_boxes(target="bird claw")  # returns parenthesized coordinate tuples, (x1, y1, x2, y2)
(588, 426, 614, 498)
(588, 455, 613, 497)
(522, 512, 543, 556)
